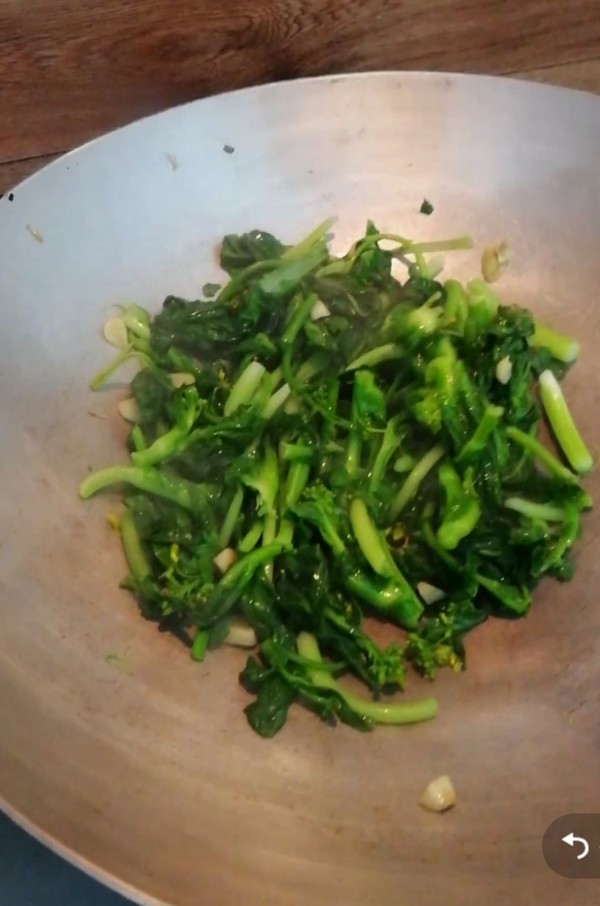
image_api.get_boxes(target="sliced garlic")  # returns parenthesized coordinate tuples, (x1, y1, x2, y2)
(495, 356, 513, 385)
(310, 299, 330, 321)
(420, 775, 457, 813)
(417, 581, 446, 605)
(390, 258, 405, 281)
(224, 619, 257, 649)
(103, 316, 129, 349)
(481, 242, 509, 284)
(213, 547, 237, 575)
(169, 372, 196, 388)
(118, 398, 140, 423)
(26, 224, 44, 243)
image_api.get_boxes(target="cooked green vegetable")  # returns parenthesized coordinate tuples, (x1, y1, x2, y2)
(80, 219, 592, 737)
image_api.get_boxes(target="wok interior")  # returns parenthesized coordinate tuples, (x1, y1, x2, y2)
(0, 73, 599, 905)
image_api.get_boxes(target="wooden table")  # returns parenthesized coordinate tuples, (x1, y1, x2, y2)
(1, 0, 599, 194)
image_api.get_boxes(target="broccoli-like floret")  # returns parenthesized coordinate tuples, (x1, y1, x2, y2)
(406, 600, 488, 679)
(324, 607, 406, 689)
(291, 483, 348, 555)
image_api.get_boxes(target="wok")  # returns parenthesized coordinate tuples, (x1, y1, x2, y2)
(0, 72, 599, 905)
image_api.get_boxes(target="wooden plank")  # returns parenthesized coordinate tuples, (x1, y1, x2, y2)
(0, 155, 60, 195)
(1, 0, 599, 161)
(1, 57, 599, 195)
(515, 59, 600, 93)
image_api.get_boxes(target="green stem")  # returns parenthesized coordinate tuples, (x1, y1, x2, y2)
(476, 574, 530, 614)
(403, 235, 473, 254)
(504, 497, 565, 523)
(259, 247, 326, 296)
(219, 488, 244, 548)
(280, 218, 336, 262)
(284, 461, 311, 509)
(458, 405, 504, 463)
(282, 292, 317, 348)
(506, 426, 578, 484)
(538, 370, 592, 473)
(131, 422, 192, 468)
(443, 279, 468, 331)
(261, 383, 291, 420)
(216, 260, 281, 304)
(121, 304, 151, 341)
(262, 513, 278, 582)
(80, 465, 214, 513)
(530, 322, 580, 364)
(535, 508, 581, 575)
(369, 418, 403, 491)
(280, 442, 313, 463)
(349, 498, 390, 577)
(191, 630, 210, 662)
(130, 425, 147, 452)
(344, 431, 362, 478)
(283, 354, 330, 415)
(346, 343, 403, 372)
(90, 347, 151, 391)
(224, 361, 266, 416)
(296, 633, 438, 725)
(389, 446, 445, 520)
(421, 521, 461, 570)
(276, 518, 295, 547)
(238, 519, 264, 554)
(120, 509, 151, 581)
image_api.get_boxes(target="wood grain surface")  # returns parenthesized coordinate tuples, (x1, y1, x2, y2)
(1, 0, 599, 192)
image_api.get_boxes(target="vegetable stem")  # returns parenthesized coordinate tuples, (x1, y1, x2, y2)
(349, 498, 390, 577)
(389, 446, 444, 520)
(90, 347, 151, 391)
(80, 465, 215, 513)
(120, 509, 151, 581)
(530, 322, 580, 364)
(219, 488, 244, 548)
(225, 361, 266, 416)
(538, 370, 592, 473)
(458, 405, 504, 463)
(504, 497, 565, 522)
(238, 519, 264, 554)
(506, 426, 578, 484)
(346, 343, 403, 372)
(297, 634, 438, 725)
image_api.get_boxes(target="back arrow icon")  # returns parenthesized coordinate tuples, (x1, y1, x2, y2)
(562, 832, 589, 860)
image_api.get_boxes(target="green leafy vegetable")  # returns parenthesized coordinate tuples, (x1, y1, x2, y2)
(80, 218, 593, 738)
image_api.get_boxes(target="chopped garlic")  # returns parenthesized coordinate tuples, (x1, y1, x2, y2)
(118, 398, 140, 423)
(481, 242, 509, 283)
(310, 299, 330, 321)
(103, 316, 129, 349)
(495, 356, 512, 385)
(417, 581, 446, 605)
(169, 372, 196, 388)
(420, 775, 457, 813)
(26, 224, 44, 243)
(213, 547, 237, 574)
(224, 619, 257, 648)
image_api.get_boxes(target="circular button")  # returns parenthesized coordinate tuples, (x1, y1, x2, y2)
(543, 814, 600, 878)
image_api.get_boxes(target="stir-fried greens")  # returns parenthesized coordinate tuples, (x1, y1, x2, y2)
(80, 219, 592, 737)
